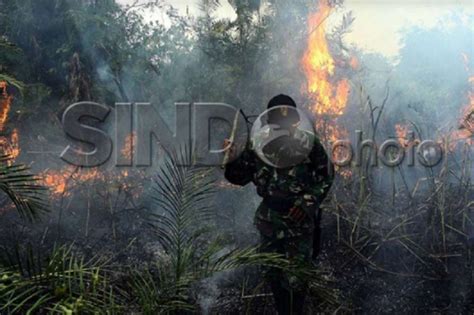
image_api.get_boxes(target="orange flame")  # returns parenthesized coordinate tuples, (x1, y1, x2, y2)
(8, 128, 20, 160)
(40, 166, 144, 199)
(0, 81, 12, 131)
(0, 81, 20, 162)
(395, 124, 408, 146)
(460, 53, 473, 137)
(40, 167, 102, 198)
(453, 86, 474, 146)
(442, 53, 474, 150)
(43, 171, 70, 196)
(460, 63, 473, 139)
(395, 123, 420, 148)
(302, 0, 350, 118)
(302, 1, 352, 177)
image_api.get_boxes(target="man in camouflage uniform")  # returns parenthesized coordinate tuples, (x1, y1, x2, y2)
(224, 95, 334, 314)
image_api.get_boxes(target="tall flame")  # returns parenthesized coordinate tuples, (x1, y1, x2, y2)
(302, 0, 350, 118)
(302, 0, 351, 178)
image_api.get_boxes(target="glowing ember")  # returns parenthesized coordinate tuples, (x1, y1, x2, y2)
(395, 124, 409, 147)
(121, 132, 136, 160)
(43, 171, 70, 196)
(395, 124, 418, 148)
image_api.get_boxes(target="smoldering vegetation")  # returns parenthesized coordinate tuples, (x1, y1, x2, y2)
(0, 0, 472, 313)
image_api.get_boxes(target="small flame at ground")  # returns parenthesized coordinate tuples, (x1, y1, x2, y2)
(395, 123, 420, 148)
(40, 166, 144, 199)
(42, 170, 71, 196)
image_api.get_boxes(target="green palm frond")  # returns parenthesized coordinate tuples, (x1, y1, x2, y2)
(141, 149, 339, 312)
(201, 244, 340, 307)
(149, 149, 214, 262)
(129, 269, 194, 315)
(150, 150, 279, 279)
(0, 155, 49, 221)
(195, 241, 285, 277)
(0, 245, 119, 314)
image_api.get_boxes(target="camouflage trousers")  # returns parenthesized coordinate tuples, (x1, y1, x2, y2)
(255, 201, 314, 291)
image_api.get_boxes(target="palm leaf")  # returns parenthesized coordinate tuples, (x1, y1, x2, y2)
(149, 149, 214, 261)
(0, 244, 119, 314)
(142, 149, 340, 312)
(0, 155, 49, 221)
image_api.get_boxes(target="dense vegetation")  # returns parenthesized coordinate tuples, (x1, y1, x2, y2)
(0, 0, 472, 313)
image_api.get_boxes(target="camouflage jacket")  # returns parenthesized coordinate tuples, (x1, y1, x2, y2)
(224, 135, 334, 238)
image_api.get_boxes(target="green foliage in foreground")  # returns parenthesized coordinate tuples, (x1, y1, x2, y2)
(0, 152, 339, 314)
(0, 245, 118, 314)
(0, 245, 337, 314)
(128, 150, 339, 313)
(0, 155, 49, 222)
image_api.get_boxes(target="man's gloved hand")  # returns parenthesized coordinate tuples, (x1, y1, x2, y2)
(289, 206, 306, 223)
(223, 138, 237, 160)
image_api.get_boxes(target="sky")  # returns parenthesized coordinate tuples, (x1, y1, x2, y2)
(117, 0, 473, 58)
(341, 0, 473, 58)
